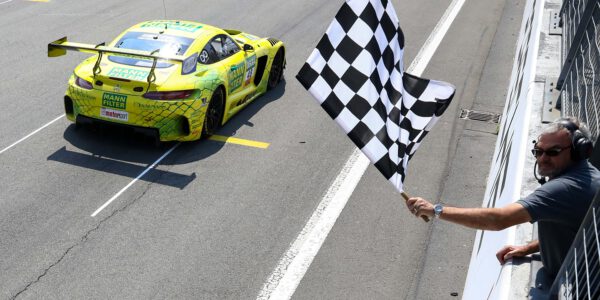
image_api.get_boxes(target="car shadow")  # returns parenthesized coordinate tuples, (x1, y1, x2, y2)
(50, 79, 287, 187)
(176, 78, 287, 163)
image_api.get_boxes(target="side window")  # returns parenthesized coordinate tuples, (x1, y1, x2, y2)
(198, 35, 241, 65)
(222, 36, 240, 57)
(198, 44, 218, 64)
(210, 37, 224, 56)
(198, 37, 221, 64)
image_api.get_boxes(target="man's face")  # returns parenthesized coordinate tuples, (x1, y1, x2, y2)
(535, 130, 574, 178)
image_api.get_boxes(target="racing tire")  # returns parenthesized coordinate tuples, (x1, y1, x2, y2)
(202, 87, 225, 137)
(267, 49, 284, 90)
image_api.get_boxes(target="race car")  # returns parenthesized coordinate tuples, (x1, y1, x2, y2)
(48, 20, 285, 142)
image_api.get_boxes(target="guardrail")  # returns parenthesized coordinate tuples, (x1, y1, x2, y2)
(550, 0, 600, 298)
(556, 0, 600, 141)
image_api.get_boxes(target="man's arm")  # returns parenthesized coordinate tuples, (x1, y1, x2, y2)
(406, 197, 532, 231)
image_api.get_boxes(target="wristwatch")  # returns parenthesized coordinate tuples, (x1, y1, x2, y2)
(433, 204, 444, 218)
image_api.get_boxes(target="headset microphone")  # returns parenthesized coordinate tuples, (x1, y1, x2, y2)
(533, 161, 547, 185)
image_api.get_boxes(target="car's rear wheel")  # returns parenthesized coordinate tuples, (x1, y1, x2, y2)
(202, 87, 225, 137)
(267, 49, 284, 90)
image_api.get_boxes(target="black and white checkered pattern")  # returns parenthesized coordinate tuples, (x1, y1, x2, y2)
(296, 0, 455, 192)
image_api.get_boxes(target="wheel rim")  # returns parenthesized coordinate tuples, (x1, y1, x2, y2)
(205, 90, 223, 134)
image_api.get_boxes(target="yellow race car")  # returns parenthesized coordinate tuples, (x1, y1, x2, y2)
(48, 20, 285, 142)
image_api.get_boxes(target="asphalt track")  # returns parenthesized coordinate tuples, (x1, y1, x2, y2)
(0, 0, 524, 299)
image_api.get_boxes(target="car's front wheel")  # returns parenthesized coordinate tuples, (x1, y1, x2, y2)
(202, 87, 225, 137)
(267, 49, 284, 90)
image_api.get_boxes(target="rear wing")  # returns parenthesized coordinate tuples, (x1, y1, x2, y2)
(48, 37, 198, 86)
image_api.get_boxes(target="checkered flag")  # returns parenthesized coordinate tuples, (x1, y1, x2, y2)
(296, 0, 455, 192)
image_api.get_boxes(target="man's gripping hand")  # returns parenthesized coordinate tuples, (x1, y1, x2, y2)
(406, 197, 435, 219)
(496, 245, 530, 264)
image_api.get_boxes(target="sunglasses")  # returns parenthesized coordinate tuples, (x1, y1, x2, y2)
(531, 146, 571, 157)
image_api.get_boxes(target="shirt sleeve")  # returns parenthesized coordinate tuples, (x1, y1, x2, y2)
(517, 180, 573, 223)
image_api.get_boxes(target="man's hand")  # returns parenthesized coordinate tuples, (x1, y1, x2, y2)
(496, 245, 531, 264)
(406, 197, 434, 219)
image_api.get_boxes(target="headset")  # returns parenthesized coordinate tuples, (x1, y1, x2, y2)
(556, 118, 593, 161)
(532, 118, 593, 185)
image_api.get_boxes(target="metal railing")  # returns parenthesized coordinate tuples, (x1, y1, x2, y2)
(550, 191, 600, 299)
(559, 0, 592, 59)
(557, 0, 600, 141)
(550, 1, 600, 298)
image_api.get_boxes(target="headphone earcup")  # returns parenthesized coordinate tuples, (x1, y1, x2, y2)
(572, 130, 592, 161)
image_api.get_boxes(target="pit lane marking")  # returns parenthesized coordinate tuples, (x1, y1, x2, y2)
(209, 135, 270, 149)
(0, 114, 64, 155)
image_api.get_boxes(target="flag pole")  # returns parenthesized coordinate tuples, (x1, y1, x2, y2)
(401, 192, 430, 222)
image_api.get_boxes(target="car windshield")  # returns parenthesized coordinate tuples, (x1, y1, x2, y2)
(109, 31, 193, 68)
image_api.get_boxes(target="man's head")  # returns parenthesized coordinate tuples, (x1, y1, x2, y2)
(533, 118, 593, 178)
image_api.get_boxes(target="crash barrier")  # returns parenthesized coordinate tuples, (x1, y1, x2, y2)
(557, 0, 600, 141)
(461, 0, 545, 298)
(550, 191, 600, 299)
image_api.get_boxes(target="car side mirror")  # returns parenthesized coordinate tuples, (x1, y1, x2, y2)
(243, 44, 254, 52)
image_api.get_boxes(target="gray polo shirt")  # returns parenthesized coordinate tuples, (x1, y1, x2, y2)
(517, 160, 600, 276)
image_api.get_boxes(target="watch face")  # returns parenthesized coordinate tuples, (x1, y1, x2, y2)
(434, 204, 443, 216)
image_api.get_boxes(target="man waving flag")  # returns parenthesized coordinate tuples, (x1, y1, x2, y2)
(296, 0, 455, 193)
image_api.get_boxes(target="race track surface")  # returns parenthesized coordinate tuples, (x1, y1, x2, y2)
(0, 0, 523, 299)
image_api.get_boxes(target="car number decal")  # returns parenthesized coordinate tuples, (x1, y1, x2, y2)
(244, 55, 257, 85)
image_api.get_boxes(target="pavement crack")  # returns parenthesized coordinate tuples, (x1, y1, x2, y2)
(10, 219, 102, 300)
(10, 176, 157, 299)
(10, 149, 179, 299)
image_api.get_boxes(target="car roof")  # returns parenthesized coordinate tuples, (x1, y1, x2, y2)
(125, 20, 224, 40)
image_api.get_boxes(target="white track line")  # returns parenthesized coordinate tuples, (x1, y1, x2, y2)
(256, 0, 466, 299)
(91, 142, 180, 217)
(0, 114, 65, 155)
(0, 0, 15, 4)
(257, 149, 369, 300)
(407, 0, 466, 76)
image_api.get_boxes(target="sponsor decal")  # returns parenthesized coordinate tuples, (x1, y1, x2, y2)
(107, 67, 149, 81)
(242, 33, 260, 41)
(100, 108, 128, 121)
(245, 55, 257, 85)
(77, 93, 96, 101)
(140, 21, 203, 33)
(136, 102, 168, 110)
(228, 62, 245, 92)
(102, 92, 127, 109)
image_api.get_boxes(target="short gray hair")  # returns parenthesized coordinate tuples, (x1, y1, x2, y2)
(540, 117, 592, 141)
